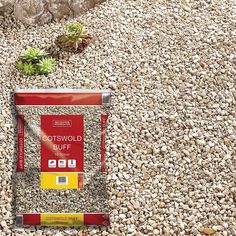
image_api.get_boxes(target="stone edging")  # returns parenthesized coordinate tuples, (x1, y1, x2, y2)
(0, 0, 105, 25)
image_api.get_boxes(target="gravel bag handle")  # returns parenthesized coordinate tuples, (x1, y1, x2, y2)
(14, 88, 111, 227)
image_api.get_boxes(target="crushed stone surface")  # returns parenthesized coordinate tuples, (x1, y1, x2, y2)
(0, 0, 236, 235)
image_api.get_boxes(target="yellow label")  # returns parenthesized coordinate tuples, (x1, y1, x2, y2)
(41, 213, 84, 226)
(40, 172, 79, 189)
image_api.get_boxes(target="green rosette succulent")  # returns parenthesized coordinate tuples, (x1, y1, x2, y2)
(55, 22, 92, 52)
(21, 48, 48, 63)
(16, 61, 35, 75)
(16, 47, 56, 76)
(38, 57, 56, 75)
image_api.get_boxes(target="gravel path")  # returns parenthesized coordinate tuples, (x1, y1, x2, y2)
(0, 0, 236, 235)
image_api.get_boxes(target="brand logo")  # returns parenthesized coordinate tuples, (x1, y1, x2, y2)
(52, 120, 72, 127)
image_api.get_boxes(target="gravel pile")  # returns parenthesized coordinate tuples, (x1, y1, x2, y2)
(0, 0, 236, 235)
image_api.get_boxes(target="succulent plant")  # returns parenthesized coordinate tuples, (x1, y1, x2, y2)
(16, 61, 35, 75)
(55, 22, 92, 53)
(16, 60, 25, 71)
(65, 22, 86, 38)
(16, 47, 56, 76)
(21, 48, 47, 63)
(38, 57, 56, 75)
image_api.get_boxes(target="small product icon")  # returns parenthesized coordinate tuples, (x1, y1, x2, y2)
(48, 160, 56, 168)
(58, 160, 66, 168)
(68, 160, 76, 168)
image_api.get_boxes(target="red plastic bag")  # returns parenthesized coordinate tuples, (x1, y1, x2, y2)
(14, 89, 111, 227)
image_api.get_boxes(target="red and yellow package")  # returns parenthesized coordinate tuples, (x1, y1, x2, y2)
(14, 89, 111, 226)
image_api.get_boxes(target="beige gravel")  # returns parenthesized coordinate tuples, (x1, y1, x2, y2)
(0, 0, 236, 235)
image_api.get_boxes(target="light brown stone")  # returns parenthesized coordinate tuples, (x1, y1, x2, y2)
(1, 0, 106, 25)
(0, 0, 14, 14)
(14, 0, 53, 25)
(48, 0, 72, 19)
(70, 0, 95, 15)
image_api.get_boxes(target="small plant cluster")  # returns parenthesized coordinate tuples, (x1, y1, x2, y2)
(16, 48, 56, 76)
(16, 22, 92, 76)
(55, 22, 92, 53)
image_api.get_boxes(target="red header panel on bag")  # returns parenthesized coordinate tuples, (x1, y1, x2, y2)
(40, 115, 84, 172)
(14, 93, 103, 105)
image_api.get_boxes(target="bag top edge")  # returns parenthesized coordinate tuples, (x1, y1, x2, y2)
(14, 88, 111, 94)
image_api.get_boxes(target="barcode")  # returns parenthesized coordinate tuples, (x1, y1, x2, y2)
(56, 176, 68, 185)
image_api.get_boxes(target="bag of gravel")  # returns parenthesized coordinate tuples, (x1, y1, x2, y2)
(14, 88, 111, 227)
